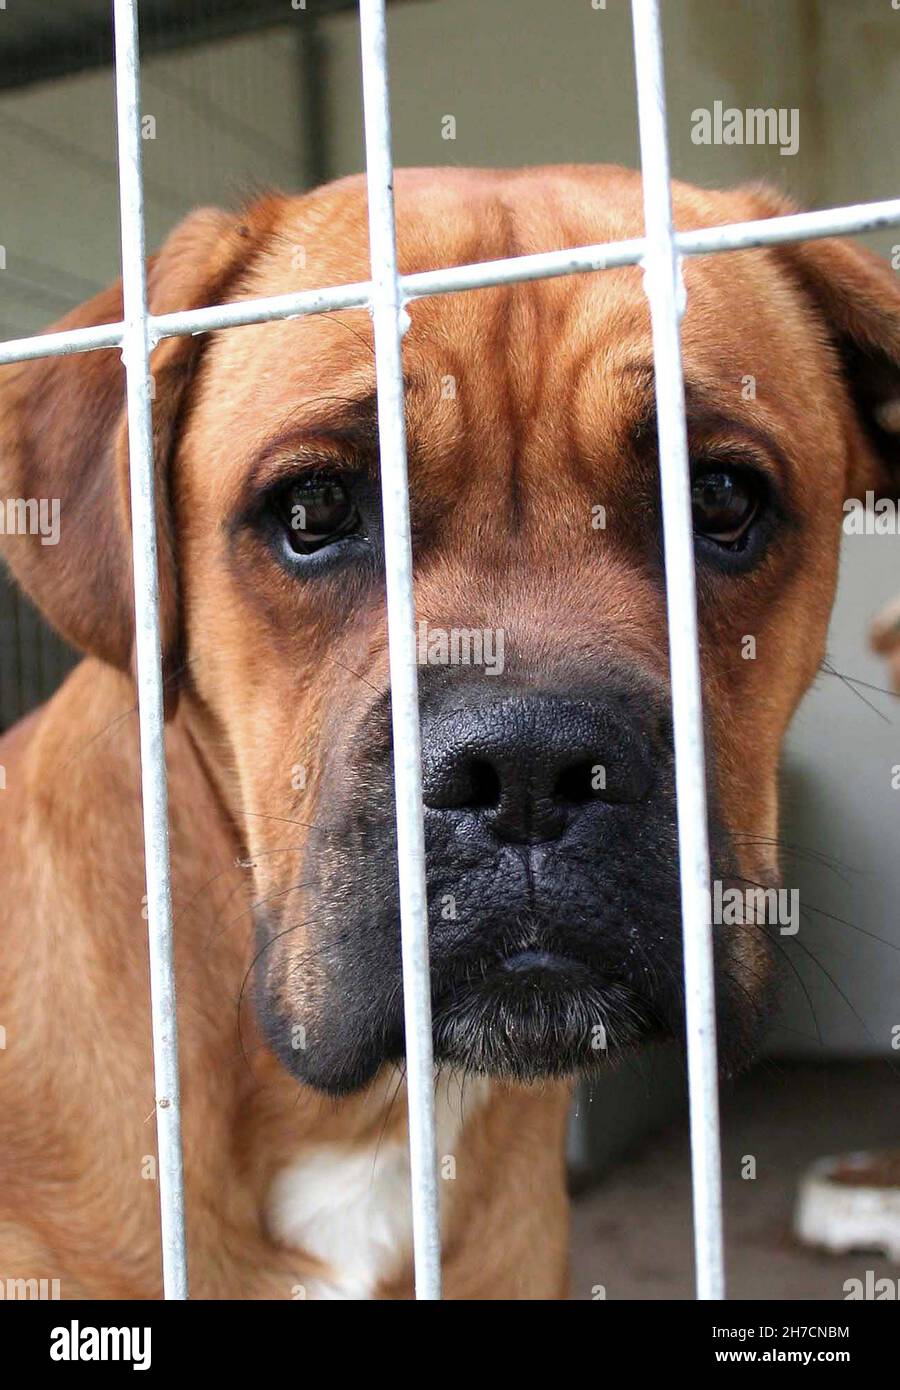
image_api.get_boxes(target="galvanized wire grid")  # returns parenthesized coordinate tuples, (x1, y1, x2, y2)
(3, 0, 900, 1300)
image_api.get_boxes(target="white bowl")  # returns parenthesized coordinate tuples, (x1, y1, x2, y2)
(794, 1151, 900, 1262)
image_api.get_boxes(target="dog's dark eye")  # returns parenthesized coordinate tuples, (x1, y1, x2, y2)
(277, 475, 362, 554)
(691, 467, 759, 547)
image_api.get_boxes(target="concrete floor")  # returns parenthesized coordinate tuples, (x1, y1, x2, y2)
(570, 1061, 900, 1299)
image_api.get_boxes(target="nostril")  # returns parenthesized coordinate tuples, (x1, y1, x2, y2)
(421, 695, 654, 832)
(554, 759, 605, 805)
(465, 758, 502, 810)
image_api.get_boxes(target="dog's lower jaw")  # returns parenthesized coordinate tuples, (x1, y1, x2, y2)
(430, 962, 652, 1082)
(256, 901, 771, 1096)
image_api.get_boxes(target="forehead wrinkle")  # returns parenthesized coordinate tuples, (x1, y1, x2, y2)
(402, 283, 533, 526)
(539, 272, 652, 452)
(483, 201, 536, 531)
(263, 388, 381, 450)
(616, 361, 795, 462)
(405, 196, 584, 521)
(567, 345, 653, 470)
(243, 369, 438, 457)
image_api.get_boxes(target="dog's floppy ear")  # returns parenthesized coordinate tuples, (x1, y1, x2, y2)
(0, 200, 278, 702)
(748, 185, 900, 497)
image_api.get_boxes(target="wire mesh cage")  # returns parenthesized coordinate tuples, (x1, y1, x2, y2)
(2, 0, 899, 1302)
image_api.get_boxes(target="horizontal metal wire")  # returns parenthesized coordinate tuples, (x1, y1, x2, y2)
(2, 195, 900, 366)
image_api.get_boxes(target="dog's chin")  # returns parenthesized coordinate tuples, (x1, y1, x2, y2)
(430, 951, 655, 1082)
(258, 905, 770, 1095)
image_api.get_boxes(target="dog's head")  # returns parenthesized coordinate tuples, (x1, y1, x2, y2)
(3, 167, 899, 1095)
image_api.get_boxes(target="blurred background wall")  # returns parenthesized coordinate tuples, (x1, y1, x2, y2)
(1, 1, 898, 1102)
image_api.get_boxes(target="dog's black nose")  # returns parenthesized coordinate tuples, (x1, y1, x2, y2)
(420, 694, 653, 844)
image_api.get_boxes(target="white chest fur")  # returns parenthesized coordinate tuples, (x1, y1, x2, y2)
(266, 1074, 489, 1299)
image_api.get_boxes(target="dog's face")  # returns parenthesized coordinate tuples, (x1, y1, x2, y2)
(3, 167, 899, 1096)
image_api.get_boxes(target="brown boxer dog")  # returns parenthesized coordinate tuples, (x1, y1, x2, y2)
(1, 166, 898, 1299)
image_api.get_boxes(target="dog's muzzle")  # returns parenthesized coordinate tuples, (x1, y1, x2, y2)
(257, 668, 770, 1095)
(417, 682, 672, 1080)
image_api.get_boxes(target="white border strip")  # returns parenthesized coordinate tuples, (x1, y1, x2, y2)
(113, 0, 188, 1301)
(357, 0, 442, 1301)
(631, 0, 724, 1301)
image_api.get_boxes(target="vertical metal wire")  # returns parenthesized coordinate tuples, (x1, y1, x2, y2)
(113, 0, 189, 1301)
(357, 0, 442, 1300)
(630, 0, 725, 1300)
